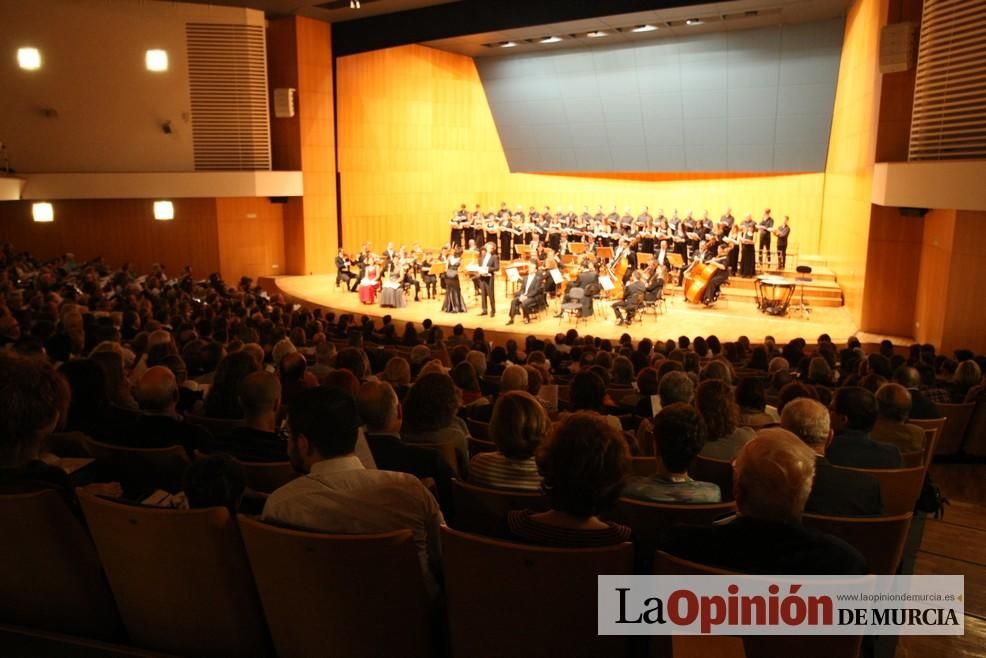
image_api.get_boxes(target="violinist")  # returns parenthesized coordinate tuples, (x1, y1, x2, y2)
(335, 248, 357, 292)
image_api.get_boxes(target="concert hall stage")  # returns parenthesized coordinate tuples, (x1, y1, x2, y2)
(268, 274, 862, 346)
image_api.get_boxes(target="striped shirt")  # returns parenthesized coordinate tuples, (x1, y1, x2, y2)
(469, 452, 542, 492)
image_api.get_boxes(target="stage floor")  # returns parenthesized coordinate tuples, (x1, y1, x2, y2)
(272, 274, 864, 346)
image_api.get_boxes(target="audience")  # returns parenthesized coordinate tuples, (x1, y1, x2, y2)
(892, 366, 940, 420)
(212, 371, 285, 462)
(694, 380, 755, 460)
(781, 398, 883, 516)
(827, 387, 902, 469)
(262, 388, 444, 593)
(663, 429, 868, 574)
(470, 391, 548, 492)
(871, 383, 927, 454)
(182, 454, 245, 513)
(401, 372, 469, 475)
(508, 413, 631, 547)
(623, 404, 720, 503)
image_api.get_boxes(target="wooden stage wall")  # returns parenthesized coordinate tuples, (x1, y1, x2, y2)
(335, 45, 827, 261)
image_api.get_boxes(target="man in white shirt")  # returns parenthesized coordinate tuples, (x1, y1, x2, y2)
(262, 388, 444, 593)
(507, 258, 543, 325)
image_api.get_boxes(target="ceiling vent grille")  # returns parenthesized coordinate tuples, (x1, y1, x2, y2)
(908, 0, 986, 161)
(187, 23, 271, 171)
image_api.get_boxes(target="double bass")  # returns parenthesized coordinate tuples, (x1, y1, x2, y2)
(682, 261, 717, 304)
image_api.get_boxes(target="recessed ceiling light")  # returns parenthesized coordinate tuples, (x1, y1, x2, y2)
(17, 47, 42, 71)
(153, 201, 175, 221)
(587, 31, 608, 38)
(500, 41, 517, 48)
(32, 202, 54, 223)
(632, 25, 658, 33)
(685, 18, 704, 26)
(540, 36, 562, 44)
(145, 49, 168, 72)
(349, 0, 361, 7)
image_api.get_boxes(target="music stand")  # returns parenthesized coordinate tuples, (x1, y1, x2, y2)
(794, 265, 812, 319)
(569, 242, 588, 255)
(597, 247, 614, 260)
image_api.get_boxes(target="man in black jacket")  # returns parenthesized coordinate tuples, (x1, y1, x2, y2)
(507, 259, 544, 325)
(782, 398, 883, 516)
(827, 387, 903, 469)
(612, 270, 646, 326)
(358, 381, 453, 514)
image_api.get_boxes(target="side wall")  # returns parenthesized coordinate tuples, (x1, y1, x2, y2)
(336, 45, 826, 258)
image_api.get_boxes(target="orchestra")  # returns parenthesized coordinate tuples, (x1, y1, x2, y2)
(333, 201, 795, 325)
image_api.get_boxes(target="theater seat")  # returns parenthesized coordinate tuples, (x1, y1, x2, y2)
(450, 478, 549, 538)
(238, 516, 432, 658)
(0, 490, 121, 640)
(233, 459, 299, 494)
(77, 490, 270, 657)
(829, 465, 926, 516)
(441, 526, 633, 658)
(689, 455, 734, 502)
(802, 512, 913, 575)
(82, 438, 190, 492)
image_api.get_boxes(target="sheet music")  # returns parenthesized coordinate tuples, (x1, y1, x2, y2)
(549, 268, 563, 284)
(599, 275, 615, 291)
(506, 267, 520, 282)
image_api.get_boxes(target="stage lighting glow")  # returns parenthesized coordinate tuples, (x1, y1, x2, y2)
(587, 31, 608, 38)
(17, 47, 42, 70)
(632, 25, 658, 33)
(540, 36, 562, 44)
(500, 41, 517, 48)
(685, 19, 704, 26)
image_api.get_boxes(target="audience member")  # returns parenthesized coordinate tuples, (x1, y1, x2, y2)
(892, 366, 940, 420)
(183, 454, 245, 513)
(871, 384, 926, 454)
(694, 380, 755, 460)
(212, 371, 285, 462)
(127, 366, 213, 458)
(401, 372, 469, 475)
(470, 391, 548, 492)
(827, 387, 902, 469)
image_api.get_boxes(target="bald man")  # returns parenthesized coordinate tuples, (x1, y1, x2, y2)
(662, 429, 867, 574)
(212, 371, 286, 462)
(126, 366, 212, 458)
(871, 383, 927, 454)
(782, 398, 883, 517)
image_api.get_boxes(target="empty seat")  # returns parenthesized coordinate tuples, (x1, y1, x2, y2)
(238, 516, 432, 658)
(802, 512, 913, 574)
(0, 490, 121, 640)
(961, 398, 986, 456)
(450, 478, 549, 538)
(77, 490, 270, 657)
(442, 526, 633, 658)
(234, 459, 299, 494)
(689, 454, 734, 502)
(82, 437, 190, 492)
(830, 465, 926, 516)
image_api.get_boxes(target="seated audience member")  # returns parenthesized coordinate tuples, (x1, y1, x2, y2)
(694, 380, 755, 461)
(57, 358, 130, 441)
(470, 391, 548, 492)
(0, 354, 121, 499)
(277, 351, 317, 415)
(128, 366, 213, 457)
(892, 366, 940, 420)
(663, 430, 867, 574)
(90, 348, 139, 411)
(632, 367, 660, 418)
(559, 370, 622, 431)
(401, 372, 469, 475)
(827, 387, 902, 469)
(950, 359, 982, 403)
(380, 356, 412, 400)
(308, 340, 336, 384)
(203, 351, 260, 419)
(658, 370, 694, 407)
(508, 413, 631, 547)
(782, 398, 883, 516)
(358, 381, 454, 512)
(262, 388, 444, 592)
(183, 454, 245, 513)
(466, 364, 528, 422)
(451, 361, 487, 407)
(157, 354, 203, 414)
(212, 371, 286, 462)
(735, 377, 779, 428)
(623, 404, 720, 503)
(871, 384, 927, 454)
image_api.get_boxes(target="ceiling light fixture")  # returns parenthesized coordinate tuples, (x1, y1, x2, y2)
(500, 41, 517, 48)
(17, 47, 42, 71)
(587, 31, 607, 38)
(631, 25, 658, 32)
(685, 18, 704, 26)
(540, 36, 562, 44)
(32, 202, 54, 223)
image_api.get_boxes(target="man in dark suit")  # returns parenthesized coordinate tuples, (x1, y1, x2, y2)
(827, 387, 903, 469)
(612, 270, 646, 326)
(555, 260, 598, 318)
(507, 258, 544, 325)
(335, 249, 356, 292)
(477, 242, 499, 317)
(358, 381, 453, 514)
(126, 366, 213, 459)
(782, 398, 883, 516)
(663, 430, 867, 574)
(893, 366, 941, 420)
(211, 371, 286, 463)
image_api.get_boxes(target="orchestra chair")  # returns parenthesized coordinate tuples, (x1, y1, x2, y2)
(688, 455, 734, 502)
(0, 490, 122, 640)
(830, 465, 926, 516)
(239, 518, 431, 658)
(184, 413, 244, 440)
(441, 526, 633, 658)
(926, 402, 975, 456)
(652, 551, 864, 658)
(42, 430, 92, 457)
(82, 437, 190, 492)
(802, 512, 912, 574)
(233, 458, 299, 494)
(610, 498, 735, 570)
(468, 436, 497, 457)
(960, 397, 986, 456)
(77, 490, 270, 657)
(466, 418, 490, 440)
(558, 287, 586, 326)
(450, 479, 548, 538)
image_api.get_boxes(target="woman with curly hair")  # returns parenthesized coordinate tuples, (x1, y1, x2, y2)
(695, 379, 755, 460)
